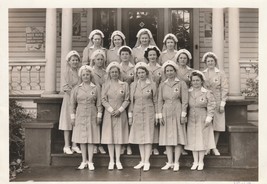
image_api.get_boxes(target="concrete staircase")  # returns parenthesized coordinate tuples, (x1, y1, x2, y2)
(21, 97, 258, 169)
(51, 128, 231, 168)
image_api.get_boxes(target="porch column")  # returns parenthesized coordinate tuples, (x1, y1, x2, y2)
(60, 8, 73, 93)
(44, 8, 57, 94)
(212, 8, 224, 70)
(228, 8, 243, 98)
(117, 8, 122, 30)
(164, 8, 169, 35)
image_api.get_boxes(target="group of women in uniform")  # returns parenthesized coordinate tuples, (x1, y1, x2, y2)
(58, 28, 228, 172)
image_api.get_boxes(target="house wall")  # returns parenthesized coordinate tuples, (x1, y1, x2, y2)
(9, 8, 259, 121)
(198, 8, 258, 87)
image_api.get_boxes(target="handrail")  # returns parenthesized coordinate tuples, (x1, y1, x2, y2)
(9, 59, 46, 94)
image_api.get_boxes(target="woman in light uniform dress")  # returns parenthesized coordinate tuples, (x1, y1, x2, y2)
(158, 60, 189, 172)
(159, 33, 178, 65)
(90, 49, 107, 87)
(82, 29, 106, 66)
(59, 50, 82, 155)
(101, 62, 130, 170)
(202, 52, 228, 156)
(144, 46, 162, 155)
(132, 28, 157, 64)
(185, 71, 216, 171)
(175, 49, 194, 87)
(90, 49, 107, 154)
(128, 62, 158, 171)
(119, 46, 135, 86)
(106, 30, 127, 65)
(70, 65, 103, 171)
(118, 46, 135, 155)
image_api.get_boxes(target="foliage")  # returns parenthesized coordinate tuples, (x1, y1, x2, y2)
(9, 99, 33, 181)
(242, 63, 258, 98)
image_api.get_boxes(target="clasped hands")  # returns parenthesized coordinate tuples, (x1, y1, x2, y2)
(111, 109, 121, 117)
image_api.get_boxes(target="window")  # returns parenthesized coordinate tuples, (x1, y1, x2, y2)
(93, 9, 117, 48)
(58, 12, 81, 37)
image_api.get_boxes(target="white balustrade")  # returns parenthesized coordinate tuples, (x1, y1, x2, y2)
(9, 59, 46, 95)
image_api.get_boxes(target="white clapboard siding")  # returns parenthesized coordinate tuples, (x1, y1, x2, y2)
(199, 8, 258, 92)
(9, 8, 89, 92)
(239, 8, 258, 61)
(9, 9, 46, 60)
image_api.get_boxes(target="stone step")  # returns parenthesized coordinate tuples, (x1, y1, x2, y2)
(52, 141, 230, 155)
(50, 153, 232, 168)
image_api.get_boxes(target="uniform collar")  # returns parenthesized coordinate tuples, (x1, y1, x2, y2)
(203, 67, 220, 73)
(164, 77, 180, 83)
(148, 62, 161, 68)
(120, 62, 134, 68)
(188, 87, 207, 92)
(89, 45, 104, 49)
(79, 82, 96, 87)
(162, 50, 177, 54)
(137, 44, 153, 49)
(138, 78, 151, 84)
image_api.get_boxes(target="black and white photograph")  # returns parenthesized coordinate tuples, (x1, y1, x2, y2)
(0, 0, 266, 183)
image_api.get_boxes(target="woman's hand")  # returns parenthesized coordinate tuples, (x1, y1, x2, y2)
(204, 120, 211, 128)
(97, 117, 102, 125)
(159, 118, 165, 126)
(65, 87, 72, 95)
(181, 117, 187, 124)
(204, 116, 212, 128)
(154, 118, 159, 126)
(112, 110, 121, 117)
(71, 119, 75, 126)
(129, 117, 133, 126)
(219, 106, 225, 113)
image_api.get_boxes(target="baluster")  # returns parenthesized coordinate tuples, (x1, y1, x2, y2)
(26, 66, 32, 90)
(245, 65, 251, 79)
(9, 66, 13, 91)
(35, 66, 41, 90)
(16, 66, 22, 90)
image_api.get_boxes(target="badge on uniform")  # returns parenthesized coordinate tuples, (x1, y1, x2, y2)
(174, 88, 179, 93)
(146, 89, 151, 94)
(187, 74, 190, 79)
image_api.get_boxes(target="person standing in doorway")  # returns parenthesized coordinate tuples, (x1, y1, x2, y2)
(132, 28, 157, 64)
